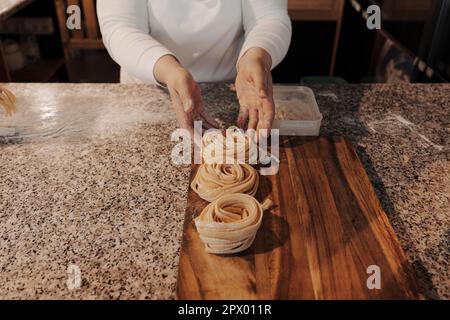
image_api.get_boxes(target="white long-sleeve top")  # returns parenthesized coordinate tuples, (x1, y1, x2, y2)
(97, 0, 292, 84)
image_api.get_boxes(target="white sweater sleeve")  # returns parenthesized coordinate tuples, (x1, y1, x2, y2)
(240, 0, 292, 70)
(97, 0, 173, 84)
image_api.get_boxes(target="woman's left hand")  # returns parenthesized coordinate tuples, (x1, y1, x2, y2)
(235, 48, 275, 134)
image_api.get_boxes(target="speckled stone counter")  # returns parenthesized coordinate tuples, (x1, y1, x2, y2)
(0, 83, 448, 299)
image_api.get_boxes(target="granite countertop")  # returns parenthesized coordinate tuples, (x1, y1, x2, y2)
(0, 83, 448, 300)
(0, 0, 33, 21)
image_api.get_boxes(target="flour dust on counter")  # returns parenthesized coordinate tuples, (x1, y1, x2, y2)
(0, 84, 174, 143)
(0, 84, 187, 300)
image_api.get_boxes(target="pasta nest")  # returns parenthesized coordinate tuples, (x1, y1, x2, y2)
(202, 126, 257, 164)
(194, 193, 272, 254)
(191, 163, 259, 202)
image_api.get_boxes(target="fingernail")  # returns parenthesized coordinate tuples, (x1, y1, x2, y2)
(259, 89, 267, 98)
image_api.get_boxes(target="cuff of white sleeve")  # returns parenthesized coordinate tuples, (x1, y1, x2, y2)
(135, 46, 177, 86)
(237, 40, 280, 72)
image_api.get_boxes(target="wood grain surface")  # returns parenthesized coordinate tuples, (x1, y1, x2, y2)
(177, 137, 422, 300)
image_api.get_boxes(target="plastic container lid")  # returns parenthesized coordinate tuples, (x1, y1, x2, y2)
(272, 85, 323, 136)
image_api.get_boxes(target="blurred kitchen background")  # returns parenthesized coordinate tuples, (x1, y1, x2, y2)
(0, 0, 448, 84)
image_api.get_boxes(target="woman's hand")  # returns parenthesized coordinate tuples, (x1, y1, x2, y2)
(154, 55, 218, 136)
(235, 48, 275, 134)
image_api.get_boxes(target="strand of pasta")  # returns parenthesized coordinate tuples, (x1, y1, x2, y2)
(0, 86, 16, 117)
(191, 163, 259, 202)
(194, 193, 272, 254)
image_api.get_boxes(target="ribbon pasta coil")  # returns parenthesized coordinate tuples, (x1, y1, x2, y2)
(202, 126, 257, 164)
(191, 163, 259, 202)
(194, 193, 272, 254)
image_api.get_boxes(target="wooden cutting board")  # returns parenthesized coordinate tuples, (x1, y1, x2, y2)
(177, 137, 422, 300)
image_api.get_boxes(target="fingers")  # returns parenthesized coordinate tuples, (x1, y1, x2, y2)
(170, 89, 194, 137)
(200, 110, 220, 129)
(237, 107, 249, 128)
(259, 73, 275, 133)
(251, 67, 269, 99)
(236, 90, 268, 132)
(163, 63, 222, 134)
(236, 60, 275, 133)
(248, 108, 259, 131)
(175, 81, 196, 113)
(171, 74, 221, 133)
(236, 88, 274, 134)
(257, 99, 275, 133)
(191, 91, 220, 130)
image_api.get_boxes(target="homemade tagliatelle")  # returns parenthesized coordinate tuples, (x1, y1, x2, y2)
(194, 193, 272, 254)
(191, 163, 259, 202)
(202, 126, 257, 164)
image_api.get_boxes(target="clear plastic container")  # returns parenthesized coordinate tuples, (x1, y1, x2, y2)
(272, 85, 322, 136)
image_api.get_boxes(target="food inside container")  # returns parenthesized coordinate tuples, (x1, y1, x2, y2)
(272, 85, 323, 136)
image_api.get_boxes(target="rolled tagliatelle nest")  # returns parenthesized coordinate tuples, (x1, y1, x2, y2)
(0, 86, 17, 117)
(202, 126, 257, 164)
(194, 193, 272, 254)
(191, 163, 259, 202)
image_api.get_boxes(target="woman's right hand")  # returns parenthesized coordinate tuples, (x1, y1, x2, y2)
(154, 55, 218, 136)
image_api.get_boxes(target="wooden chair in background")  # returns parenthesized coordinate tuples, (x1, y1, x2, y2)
(54, 0, 119, 82)
(288, 0, 345, 76)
